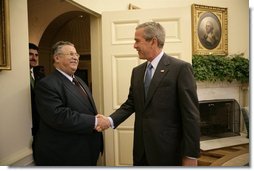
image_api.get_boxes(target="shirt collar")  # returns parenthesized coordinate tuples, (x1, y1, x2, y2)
(149, 51, 164, 70)
(56, 68, 74, 82)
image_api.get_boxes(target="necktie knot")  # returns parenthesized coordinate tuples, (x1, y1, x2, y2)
(73, 77, 79, 85)
(147, 63, 153, 70)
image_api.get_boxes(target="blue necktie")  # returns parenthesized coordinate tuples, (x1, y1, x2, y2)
(144, 63, 153, 98)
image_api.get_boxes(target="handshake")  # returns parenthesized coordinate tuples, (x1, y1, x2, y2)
(95, 114, 111, 132)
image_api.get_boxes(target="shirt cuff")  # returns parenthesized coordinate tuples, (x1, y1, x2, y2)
(186, 156, 197, 160)
(94, 117, 98, 129)
(108, 117, 114, 128)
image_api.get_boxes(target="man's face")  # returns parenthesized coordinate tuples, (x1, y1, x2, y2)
(54, 45, 79, 76)
(133, 28, 154, 61)
(205, 22, 213, 34)
(29, 49, 39, 68)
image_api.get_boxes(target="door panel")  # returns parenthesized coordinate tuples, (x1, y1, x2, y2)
(102, 7, 191, 166)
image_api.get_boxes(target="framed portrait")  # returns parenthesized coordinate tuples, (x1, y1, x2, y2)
(0, 0, 11, 70)
(191, 4, 228, 55)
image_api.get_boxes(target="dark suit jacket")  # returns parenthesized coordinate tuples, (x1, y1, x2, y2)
(31, 66, 45, 136)
(34, 69, 102, 166)
(110, 54, 200, 166)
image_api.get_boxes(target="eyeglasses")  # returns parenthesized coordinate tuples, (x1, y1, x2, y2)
(58, 52, 80, 58)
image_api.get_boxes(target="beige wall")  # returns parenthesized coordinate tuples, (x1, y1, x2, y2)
(29, 0, 249, 57)
(72, 0, 249, 57)
(0, 0, 249, 165)
(0, 0, 32, 165)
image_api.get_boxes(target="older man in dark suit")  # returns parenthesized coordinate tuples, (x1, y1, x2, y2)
(97, 22, 200, 166)
(34, 41, 108, 166)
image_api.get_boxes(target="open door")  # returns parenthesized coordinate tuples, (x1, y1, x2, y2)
(101, 7, 192, 166)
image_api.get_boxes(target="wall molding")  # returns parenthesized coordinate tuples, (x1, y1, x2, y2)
(0, 147, 33, 166)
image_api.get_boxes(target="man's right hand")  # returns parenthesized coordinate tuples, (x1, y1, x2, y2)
(96, 114, 110, 132)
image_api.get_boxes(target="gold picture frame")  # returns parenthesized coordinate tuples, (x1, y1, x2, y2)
(191, 4, 228, 55)
(0, 0, 11, 70)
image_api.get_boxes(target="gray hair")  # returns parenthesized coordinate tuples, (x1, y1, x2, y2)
(136, 22, 165, 48)
(51, 41, 74, 56)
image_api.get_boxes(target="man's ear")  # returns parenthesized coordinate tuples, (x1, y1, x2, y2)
(53, 55, 59, 62)
(151, 37, 158, 47)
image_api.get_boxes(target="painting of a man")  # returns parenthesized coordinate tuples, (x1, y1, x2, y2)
(203, 21, 218, 48)
(198, 12, 221, 50)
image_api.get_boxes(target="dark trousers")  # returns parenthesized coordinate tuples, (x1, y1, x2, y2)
(134, 152, 149, 166)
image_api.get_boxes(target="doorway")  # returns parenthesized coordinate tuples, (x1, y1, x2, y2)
(38, 11, 92, 87)
(28, 0, 104, 164)
(28, 0, 103, 108)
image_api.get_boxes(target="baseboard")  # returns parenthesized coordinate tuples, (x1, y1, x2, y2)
(11, 153, 34, 166)
(0, 148, 33, 166)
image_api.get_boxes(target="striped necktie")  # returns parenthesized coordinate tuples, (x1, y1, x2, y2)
(73, 77, 87, 95)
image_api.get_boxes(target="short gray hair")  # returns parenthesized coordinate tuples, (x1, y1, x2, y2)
(51, 41, 74, 56)
(136, 22, 165, 48)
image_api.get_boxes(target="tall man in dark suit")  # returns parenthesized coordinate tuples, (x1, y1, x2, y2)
(97, 22, 200, 166)
(29, 43, 45, 159)
(34, 41, 108, 166)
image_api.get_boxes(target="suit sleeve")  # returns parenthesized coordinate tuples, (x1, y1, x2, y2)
(177, 63, 200, 158)
(35, 79, 96, 134)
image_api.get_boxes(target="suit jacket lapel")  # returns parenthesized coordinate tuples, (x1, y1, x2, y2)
(55, 70, 98, 114)
(145, 54, 170, 107)
(77, 78, 98, 114)
(55, 71, 85, 105)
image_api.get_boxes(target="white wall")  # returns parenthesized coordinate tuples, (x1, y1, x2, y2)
(0, 0, 32, 165)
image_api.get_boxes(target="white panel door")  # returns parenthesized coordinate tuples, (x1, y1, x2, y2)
(101, 7, 191, 166)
